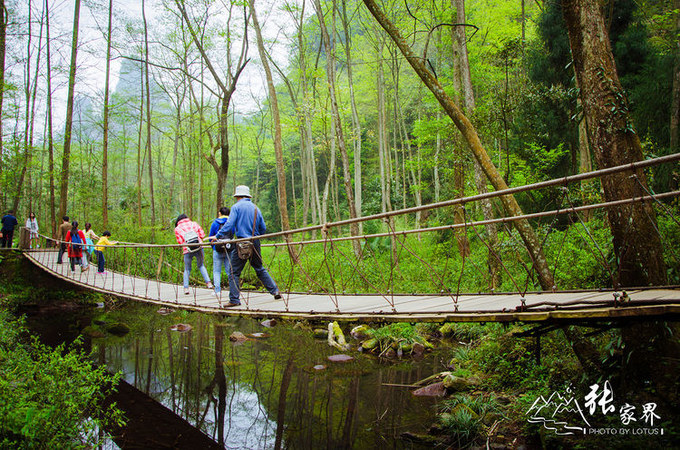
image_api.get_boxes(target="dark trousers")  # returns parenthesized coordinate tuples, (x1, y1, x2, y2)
(94, 250, 105, 272)
(227, 240, 278, 304)
(58, 243, 67, 263)
(0, 230, 13, 248)
(69, 256, 82, 271)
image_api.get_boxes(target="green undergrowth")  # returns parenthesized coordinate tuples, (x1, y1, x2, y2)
(0, 311, 124, 448)
(0, 253, 125, 448)
(437, 321, 680, 448)
(0, 252, 105, 311)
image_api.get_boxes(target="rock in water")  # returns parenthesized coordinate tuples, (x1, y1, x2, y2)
(350, 324, 370, 340)
(412, 342, 425, 356)
(442, 374, 474, 391)
(261, 319, 277, 328)
(229, 331, 248, 342)
(313, 365, 327, 371)
(360, 338, 379, 351)
(313, 328, 329, 339)
(170, 323, 192, 333)
(106, 323, 131, 336)
(327, 354, 354, 363)
(412, 382, 446, 397)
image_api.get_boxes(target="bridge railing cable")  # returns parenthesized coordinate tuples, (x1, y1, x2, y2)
(18, 153, 680, 312)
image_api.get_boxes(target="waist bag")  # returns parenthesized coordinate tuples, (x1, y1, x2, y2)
(236, 209, 258, 260)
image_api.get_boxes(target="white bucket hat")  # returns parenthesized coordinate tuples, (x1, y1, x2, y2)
(233, 185, 251, 198)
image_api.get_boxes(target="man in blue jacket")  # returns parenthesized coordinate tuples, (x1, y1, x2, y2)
(1, 210, 18, 248)
(216, 185, 281, 307)
(208, 206, 231, 296)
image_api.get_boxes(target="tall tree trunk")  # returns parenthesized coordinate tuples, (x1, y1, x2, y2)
(249, 0, 291, 234)
(314, 0, 360, 256)
(58, 0, 81, 221)
(321, 116, 337, 224)
(101, 0, 113, 228)
(363, 0, 555, 290)
(453, 0, 498, 284)
(45, 0, 56, 235)
(136, 57, 144, 226)
(576, 93, 593, 222)
(561, 0, 666, 287)
(448, 6, 470, 259)
(340, 0, 362, 234)
(0, 0, 6, 175)
(561, 0, 673, 392)
(14, 0, 35, 213)
(174, 0, 248, 212)
(376, 48, 392, 215)
(142, 0, 156, 226)
(671, 0, 680, 152)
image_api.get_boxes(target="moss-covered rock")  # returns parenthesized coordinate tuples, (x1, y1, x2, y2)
(313, 328, 328, 339)
(442, 374, 474, 392)
(361, 337, 379, 351)
(105, 323, 130, 336)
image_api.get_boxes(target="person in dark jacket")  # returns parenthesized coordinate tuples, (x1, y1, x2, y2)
(216, 185, 281, 307)
(1, 210, 18, 248)
(208, 206, 231, 296)
(57, 216, 71, 263)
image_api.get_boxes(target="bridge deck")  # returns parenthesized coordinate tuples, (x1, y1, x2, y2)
(25, 250, 680, 323)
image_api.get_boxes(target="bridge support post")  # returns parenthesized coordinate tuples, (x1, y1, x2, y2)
(534, 335, 541, 366)
(18, 227, 30, 250)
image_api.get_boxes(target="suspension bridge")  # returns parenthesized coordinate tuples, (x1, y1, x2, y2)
(11, 154, 680, 323)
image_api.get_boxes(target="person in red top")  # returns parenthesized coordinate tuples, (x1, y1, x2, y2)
(65, 221, 89, 273)
(174, 214, 213, 295)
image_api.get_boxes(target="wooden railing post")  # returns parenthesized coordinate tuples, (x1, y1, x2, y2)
(18, 227, 30, 250)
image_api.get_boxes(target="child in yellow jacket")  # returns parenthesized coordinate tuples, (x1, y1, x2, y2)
(94, 231, 116, 274)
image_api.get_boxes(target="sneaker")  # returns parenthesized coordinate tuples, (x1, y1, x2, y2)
(274, 292, 282, 300)
(82, 266, 89, 272)
(97, 271, 107, 275)
(184, 288, 190, 295)
(224, 302, 241, 308)
(207, 282, 214, 289)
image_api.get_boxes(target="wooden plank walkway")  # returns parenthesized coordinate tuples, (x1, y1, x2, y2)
(24, 250, 680, 323)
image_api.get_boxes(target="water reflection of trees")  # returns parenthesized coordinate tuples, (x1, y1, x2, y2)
(94, 304, 438, 448)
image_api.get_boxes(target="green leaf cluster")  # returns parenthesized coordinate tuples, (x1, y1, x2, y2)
(0, 312, 124, 448)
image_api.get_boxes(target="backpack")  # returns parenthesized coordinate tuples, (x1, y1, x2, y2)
(70, 231, 83, 251)
(182, 229, 201, 252)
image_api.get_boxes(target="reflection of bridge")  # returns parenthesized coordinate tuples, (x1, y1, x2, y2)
(16, 154, 680, 323)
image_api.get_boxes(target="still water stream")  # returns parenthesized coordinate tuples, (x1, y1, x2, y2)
(25, 300, 449, 449)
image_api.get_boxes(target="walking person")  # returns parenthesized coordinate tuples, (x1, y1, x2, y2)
(65, 221, 89, 273)
(93, 231, 115, 273)
(57, 216, 71, 264)
(174, 214, 214, 295)
(216, 185, 281, 307)
(83, 223, 99, 262)
(208, 206, 231, 297)
(25, 212, 39, 249)
(1, 210, 18, 248)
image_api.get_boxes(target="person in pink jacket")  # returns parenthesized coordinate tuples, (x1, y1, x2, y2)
(174, 214, 213, 294)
